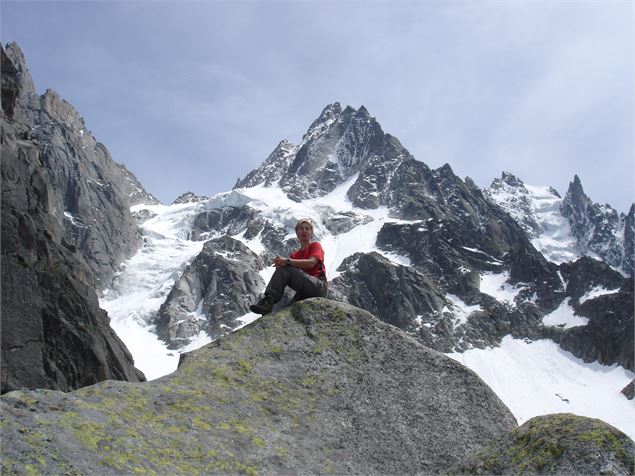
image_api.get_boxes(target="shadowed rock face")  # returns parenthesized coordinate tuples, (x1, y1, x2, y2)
(0, 299, 518, 475)
(1, 42, 146, 393)
(452, 413, 634, 475)
(3, 42, 157, 290)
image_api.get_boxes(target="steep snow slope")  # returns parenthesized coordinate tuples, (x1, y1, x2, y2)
(486, 176, 578, 264)
(448, 337, 634, 441)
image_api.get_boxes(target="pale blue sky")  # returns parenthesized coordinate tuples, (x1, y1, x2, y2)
(2, 1, 633, 211)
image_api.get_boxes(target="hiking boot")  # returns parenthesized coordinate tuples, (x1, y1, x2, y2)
(249, 294, 275, 315)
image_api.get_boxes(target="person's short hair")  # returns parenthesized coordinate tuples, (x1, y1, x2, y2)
(295, 218, 314, 233)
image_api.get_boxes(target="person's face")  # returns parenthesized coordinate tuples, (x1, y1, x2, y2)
(296, 223, 312, 242)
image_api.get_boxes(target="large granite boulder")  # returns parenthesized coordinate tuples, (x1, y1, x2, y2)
(1, 299, 517, 475)
(452, 413, 634, 475)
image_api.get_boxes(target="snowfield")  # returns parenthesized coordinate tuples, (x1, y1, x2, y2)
(448, 336, 634, 441)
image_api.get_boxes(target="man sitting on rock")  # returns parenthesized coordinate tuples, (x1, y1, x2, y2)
(250, 218, 328, 315)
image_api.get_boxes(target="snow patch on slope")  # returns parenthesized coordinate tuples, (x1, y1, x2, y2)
(480, 272, 522, 305)
(447, 335, 635, 441)
(101, 202, 206, 379)
(579, 285, 621, 304)
(542, 298, 589, 328)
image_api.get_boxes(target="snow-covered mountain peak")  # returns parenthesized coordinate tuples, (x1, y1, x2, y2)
(171, 191, 210, 205)
(485, 173, 578, 264)
(486, 172, 633, 276)
(302, 102, 342, 142)
(236, 103, 408, 205)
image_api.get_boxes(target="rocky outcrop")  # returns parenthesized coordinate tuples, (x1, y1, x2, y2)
(452, 413, 634, 475)
(3, 42, 157, 289)
(330, 252, 446, 333)
(155, 236, 265, 348)
(561, 175, 633, 277)
(546, 261, 633, 370)
(1, 43, 146, 393)
(1, 299, 518, 475)
(171, 191, 209, 205)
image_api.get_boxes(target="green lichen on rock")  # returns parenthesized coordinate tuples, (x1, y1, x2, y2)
(451, 413, 635, 475)
(2, 298, 519, 474)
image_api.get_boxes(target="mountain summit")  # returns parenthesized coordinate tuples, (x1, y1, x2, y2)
(236, 102, 413, 208)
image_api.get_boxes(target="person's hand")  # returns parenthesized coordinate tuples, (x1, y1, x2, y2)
(273, 256, 287, 268)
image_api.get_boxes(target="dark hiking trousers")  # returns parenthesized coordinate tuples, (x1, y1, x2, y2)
(265, 266, 328, 305)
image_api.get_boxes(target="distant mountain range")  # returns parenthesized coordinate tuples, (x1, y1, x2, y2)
(2, 42, 633, 471)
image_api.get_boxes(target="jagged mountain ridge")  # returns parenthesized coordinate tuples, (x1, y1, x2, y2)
(486, 171, 634, 277)
(151, 102, 631, 366)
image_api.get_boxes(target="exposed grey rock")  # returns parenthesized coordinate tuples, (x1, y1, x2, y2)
(171, 191, 209, 204)
(347, 133, 414, 210)
(546, 260, 633, 370)
(155, 236, 265, 348)
(1, 69, 144, 392)
(562, 175, 633, 277)
(1, 42, 146, 393)
(3, 42, 157, 290)
(1, 46, 18, 119)
(1, 299, 518, 475)
(330, 252, 446, 332)
(451, 413, 634, 475)
(559, 256, 626, 304)
(622, 380, 634, 400)
(321, 209, 374, 235)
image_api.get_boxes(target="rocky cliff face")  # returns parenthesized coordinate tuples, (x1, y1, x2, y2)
(1, 43, 148, 393)
(3, 42, 157, 290)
